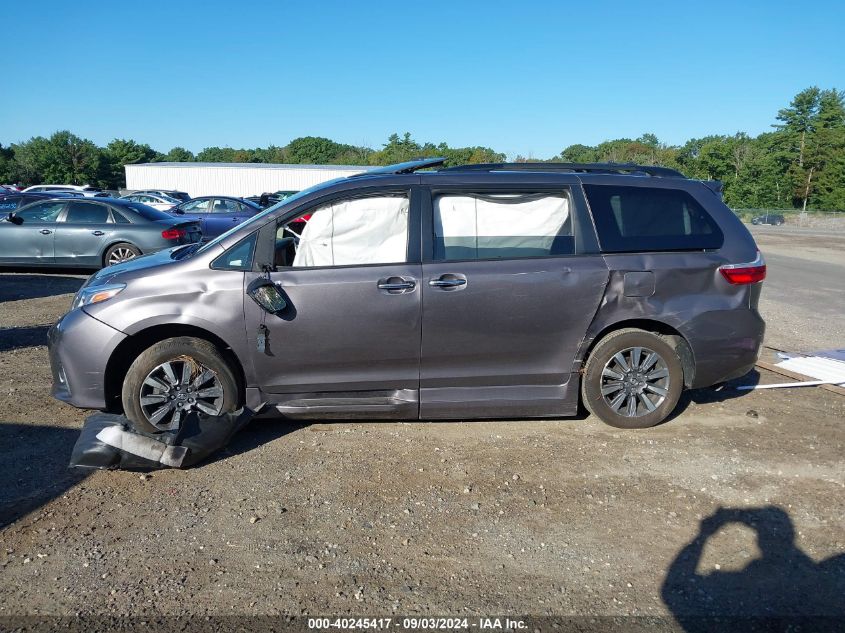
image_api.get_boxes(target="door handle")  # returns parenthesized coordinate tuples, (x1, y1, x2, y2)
(377, 277, 416, 294)
(378, 281, 416, 291)
(91, 230, 105, 236)
(429, 277, 467, 288)
(40, 229, 52, 235)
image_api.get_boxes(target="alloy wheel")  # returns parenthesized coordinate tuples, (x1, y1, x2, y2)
(600, 346, 670, 418)
(138, 357, 224, 431)
(108, 247, 137, 265)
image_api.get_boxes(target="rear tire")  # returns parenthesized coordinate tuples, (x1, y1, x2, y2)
(122, 337, 239, 434)
(582, 328, 684, 429)
(104, 242, 141, 267)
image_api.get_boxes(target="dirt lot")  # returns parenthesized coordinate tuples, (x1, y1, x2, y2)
(0, 229, 843, 627)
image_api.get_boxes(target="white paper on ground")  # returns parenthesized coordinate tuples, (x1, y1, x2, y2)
(739, 354, 845, 390)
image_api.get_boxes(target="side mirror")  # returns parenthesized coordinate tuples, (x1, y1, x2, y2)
(172, 209, 185, 215)
(247, 278, 287, 314)
(7, 212, 23, 225)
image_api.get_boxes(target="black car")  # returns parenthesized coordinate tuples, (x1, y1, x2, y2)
(751, 213, 785, 226)
(0, 191, 84, 212)
(0, 197, 202, 268)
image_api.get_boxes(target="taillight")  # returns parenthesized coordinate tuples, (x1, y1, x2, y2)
(161, 228, 186, 240)
(719, 251, 766, 284)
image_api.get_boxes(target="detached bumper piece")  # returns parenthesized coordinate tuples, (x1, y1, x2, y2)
(69, 408, 253, 470)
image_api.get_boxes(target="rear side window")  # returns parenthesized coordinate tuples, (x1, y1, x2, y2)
(432, 192, 573, 261)
(583, 185, 722, 253)
(65, 201, 109, 224)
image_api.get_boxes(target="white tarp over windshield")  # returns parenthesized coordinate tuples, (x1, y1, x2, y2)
(433, 193, 570, 259)
(293, 195, 409, 267)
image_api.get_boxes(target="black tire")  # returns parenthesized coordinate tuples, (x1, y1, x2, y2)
(751, 219, 759, 225)
(122, 337, 239, 434)
(582, 328, 684, 429)
(104, 242, 141, 267)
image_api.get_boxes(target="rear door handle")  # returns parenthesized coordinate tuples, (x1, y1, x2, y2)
(91, 230, 105, 236)
(40, 229, 52, 235)
(429, 275, 467, 289)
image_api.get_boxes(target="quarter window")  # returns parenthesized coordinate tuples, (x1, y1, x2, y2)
(583, 185, 723, 253)
(277, 193, 410, 267)
(432, 192, 573, 261)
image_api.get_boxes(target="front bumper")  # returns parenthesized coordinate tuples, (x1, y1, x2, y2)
(49, 309, 127, 409)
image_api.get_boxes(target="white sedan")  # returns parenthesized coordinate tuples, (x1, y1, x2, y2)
(119, 192, 180, 211)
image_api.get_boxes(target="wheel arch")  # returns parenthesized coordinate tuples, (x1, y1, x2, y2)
(578, 319, 695, 388)
(103, 323, 246, 412)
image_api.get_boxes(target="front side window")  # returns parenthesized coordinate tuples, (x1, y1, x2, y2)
(277, 193, 410, 268)
(432, 192, 572, 261)
(65, 201, 109, 224)
(583, 184, 723, 253)
(16, 201, 65, 222)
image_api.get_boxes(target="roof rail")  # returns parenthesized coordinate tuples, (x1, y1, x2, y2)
(440, 162, 687, 179)
(351, 157, 447, 177)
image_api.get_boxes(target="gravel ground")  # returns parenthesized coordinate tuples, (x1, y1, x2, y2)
(0, 231, 843, 624)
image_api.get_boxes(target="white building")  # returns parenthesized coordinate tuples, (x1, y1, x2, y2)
(124, 162, 371, 198)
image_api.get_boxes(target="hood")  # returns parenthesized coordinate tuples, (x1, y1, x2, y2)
(86, 246, 186, 287)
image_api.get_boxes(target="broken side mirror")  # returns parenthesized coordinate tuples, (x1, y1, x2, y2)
(247, 278, 287, 314)
(7, 212, 23, 225)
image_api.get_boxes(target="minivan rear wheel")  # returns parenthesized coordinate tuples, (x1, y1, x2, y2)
(582, 328, 684, 429)
(122, 337, 239, 434)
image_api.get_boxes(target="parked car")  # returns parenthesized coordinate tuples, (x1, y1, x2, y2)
(246, 190, 299, 208)
(132, 189, 191, 202)
(2, 184, 22, 192)
(751, 213, 785, 226)
(48, 159, 766, 433)
(168, 196, 262, 239)
(0, 191, 85, 212)
(120, 192, 180, 211)
(22, 184, 108, 197)
(0, 197, 202, 269)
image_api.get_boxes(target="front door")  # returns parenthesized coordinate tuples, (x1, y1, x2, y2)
(244, 188, 422, 418)
(0, 200, 64, 265)
(419, 187, 609, 418)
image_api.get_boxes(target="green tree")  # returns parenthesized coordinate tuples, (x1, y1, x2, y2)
(161, 147, 196, 162)
(13, 131, 101, 186)
(101, 138, 161, 188)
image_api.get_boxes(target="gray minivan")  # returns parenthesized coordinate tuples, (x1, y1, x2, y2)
(49, 159, 765, 431)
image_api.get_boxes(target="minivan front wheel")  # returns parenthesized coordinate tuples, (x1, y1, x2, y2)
(582, 329, 684, 429)
(122, 337, 239, 434)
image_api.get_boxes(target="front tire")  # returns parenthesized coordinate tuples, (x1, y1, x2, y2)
(122, 337, 239, 434)
(582, 328, 684, 429)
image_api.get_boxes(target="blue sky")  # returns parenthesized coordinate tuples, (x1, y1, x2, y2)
(2, 0, 843, 159)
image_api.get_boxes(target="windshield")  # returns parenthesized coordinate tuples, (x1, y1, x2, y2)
(194, 179, 344, 255)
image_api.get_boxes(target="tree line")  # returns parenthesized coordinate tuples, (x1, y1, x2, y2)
(1, 86, 842, 210)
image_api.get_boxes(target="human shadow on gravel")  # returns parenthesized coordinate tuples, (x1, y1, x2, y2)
(0, 273, 85, 301)
(662, 506, 845, 631)
(0, 324, 51, 351)
(0, 422, 89, 530)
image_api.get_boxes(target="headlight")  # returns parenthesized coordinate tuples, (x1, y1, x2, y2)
(72, 283, 126, 310)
